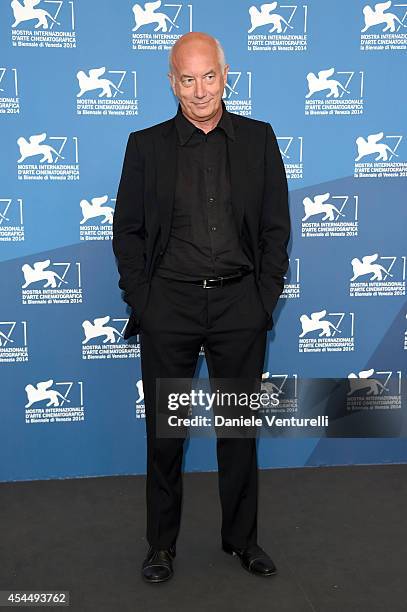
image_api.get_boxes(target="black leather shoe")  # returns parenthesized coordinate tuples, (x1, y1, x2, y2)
(222, 541, 277, 577)
(141, 545, 176, 583)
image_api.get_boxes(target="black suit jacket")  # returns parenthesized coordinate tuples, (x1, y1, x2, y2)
(112, 110, 290, 339)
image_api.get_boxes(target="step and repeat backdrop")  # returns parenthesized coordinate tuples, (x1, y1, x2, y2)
(1, 0, 406, 482)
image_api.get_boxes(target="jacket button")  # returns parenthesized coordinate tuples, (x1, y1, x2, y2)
(159, 250, 163, 255)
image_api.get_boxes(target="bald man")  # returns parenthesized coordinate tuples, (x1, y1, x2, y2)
(113, 32, 290, 583)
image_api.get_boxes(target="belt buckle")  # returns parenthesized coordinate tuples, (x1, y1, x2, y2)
(203, 277, 222, 288)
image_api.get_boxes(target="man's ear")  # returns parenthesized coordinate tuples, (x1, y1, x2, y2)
(168, 72, 176, 95)
(223, 64, 230, 87)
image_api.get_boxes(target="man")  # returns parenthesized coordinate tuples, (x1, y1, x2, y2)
(113, 32, 290, 583)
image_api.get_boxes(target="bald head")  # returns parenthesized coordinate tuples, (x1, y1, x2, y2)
(167, 32, 229, 130)
(169, 32, 225, 74)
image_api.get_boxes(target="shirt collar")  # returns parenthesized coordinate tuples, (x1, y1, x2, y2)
(175, 99, 235, 145)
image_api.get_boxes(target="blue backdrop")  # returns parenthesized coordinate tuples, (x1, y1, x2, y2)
(1, 0, 406, 482)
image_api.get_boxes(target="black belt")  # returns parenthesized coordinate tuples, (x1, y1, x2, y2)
(173, 269, 252, 289)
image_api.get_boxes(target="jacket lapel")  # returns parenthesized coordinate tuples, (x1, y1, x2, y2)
(156, 119, 177, 252)
(227, 116, 247, 235)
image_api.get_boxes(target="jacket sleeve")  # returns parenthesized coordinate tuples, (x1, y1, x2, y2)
(112, 132, 148, 312)
(258, 123, 291, 317)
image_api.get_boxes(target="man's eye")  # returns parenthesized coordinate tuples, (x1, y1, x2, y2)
(206, 75, 215, 80)
(182, 79, 193, 86)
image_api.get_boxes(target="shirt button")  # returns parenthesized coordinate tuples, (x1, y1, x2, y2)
(210, 226, 217, 231)
(208, 197, 215, 204)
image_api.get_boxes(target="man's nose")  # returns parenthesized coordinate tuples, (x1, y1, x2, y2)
(194, 79, 206, 99)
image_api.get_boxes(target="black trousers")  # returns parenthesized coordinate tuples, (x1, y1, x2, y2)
(139, 271, 269, 551)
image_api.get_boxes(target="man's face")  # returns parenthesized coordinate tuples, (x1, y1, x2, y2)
(169, 41, 229, 124)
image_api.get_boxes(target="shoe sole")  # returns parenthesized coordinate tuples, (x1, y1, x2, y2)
(142, 572, 173, 584)
(224, 548, 277, 577)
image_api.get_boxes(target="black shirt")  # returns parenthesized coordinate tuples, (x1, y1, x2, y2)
(154, 100, 254, 281)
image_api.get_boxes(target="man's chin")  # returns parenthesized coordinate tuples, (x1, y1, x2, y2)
(190, 102, 219, 120)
